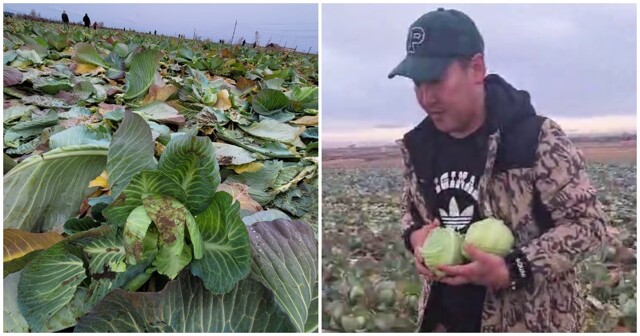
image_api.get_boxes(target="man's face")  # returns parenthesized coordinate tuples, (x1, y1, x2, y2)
(414, 57, 484, 134)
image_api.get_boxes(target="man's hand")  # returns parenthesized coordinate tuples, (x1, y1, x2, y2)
(437, 244, 510, 291)
(410, 219, 440, 279)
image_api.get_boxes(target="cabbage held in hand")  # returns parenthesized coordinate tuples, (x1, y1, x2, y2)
(463, 217, 514, 259)
(420, 227, 464, 277)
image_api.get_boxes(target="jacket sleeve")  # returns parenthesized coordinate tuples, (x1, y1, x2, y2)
(399, 141, 427, 253)
(521, 119, 607, 284)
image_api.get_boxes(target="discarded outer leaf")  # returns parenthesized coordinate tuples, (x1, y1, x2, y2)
(58, 114, 101, 129)
(214, 89, 232, 110)
(239, 118, 306, 148)
(123, 205, 153, 265)
(73, 43, 109, 68)
(50, 124, 112, 149)
(213, 142, 256, 166)
(88, 171, 110, 189)
(221, 48, 233, 58)
(233, 162, 264, 174)
(3, 105, 36, 124)
(4, 66, 23, 86)
(225, 160, 283, 205)
(98, 103, 126, 116)
(274, 165, 317, 194)
(290, 115, 318, 126)
(72, 63, 106, 75)
(3, 229, 63, 262)
(135, 101, 186, 126)
(142, 72, 178, 104)
(235, 77, 256, 92)
(216, 183, 263, 212)
(32, 77, 73, 95)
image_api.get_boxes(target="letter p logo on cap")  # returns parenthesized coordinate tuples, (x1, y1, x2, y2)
(407, 27, 425, 54)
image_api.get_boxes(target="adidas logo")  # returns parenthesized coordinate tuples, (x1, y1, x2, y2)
(439, 197, 473, 230)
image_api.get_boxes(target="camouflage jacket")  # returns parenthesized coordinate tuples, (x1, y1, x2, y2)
(399, 74, 607, 332)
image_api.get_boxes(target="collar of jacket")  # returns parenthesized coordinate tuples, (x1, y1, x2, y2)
(402, 73, 538, 218)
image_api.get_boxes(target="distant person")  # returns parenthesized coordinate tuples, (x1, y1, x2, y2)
(61, 10, 69, 26)
(83, 13, 90, 28)
(388, 7, 607, 332)
(242, 40, 246, 46)
(93, 22, 97, 30)
(154, 30, 157, 35)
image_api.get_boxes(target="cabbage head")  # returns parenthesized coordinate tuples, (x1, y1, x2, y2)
(419, 227, 464, 277)
(463, 217, 514, 259)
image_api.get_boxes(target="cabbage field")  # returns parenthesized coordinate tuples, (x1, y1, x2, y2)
(4, 17, 318, 332)
(322, 161, 636, 332)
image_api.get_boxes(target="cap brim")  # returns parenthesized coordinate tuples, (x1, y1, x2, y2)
(388, 55, 454, 83)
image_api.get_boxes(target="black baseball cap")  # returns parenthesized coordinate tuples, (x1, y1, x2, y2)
(388, 8, 484, 83)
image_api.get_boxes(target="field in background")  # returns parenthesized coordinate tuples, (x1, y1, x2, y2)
(322, 138, 637, 332)
(323, 138, 637, 168)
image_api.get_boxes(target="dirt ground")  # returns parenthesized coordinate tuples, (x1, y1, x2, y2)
(323, 139, 636, 169)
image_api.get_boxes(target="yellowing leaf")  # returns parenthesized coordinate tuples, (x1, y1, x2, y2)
(221, 48, 232, 58)
(236, 77, 256, 92)
(155, 141, 166, 157)
(3, 229, 63, 262)
(216, 183, 263, 212)
(233, 162, 264, 174)
(89, 171, 110, 189)
(98, 103, 125, 116)
(73, 63, 106, 75)
(142, 72, 179, 104)
(214, 89, 232, 110)
(290, 116, 318, 126)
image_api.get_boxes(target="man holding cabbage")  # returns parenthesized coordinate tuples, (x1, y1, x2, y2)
(388, 8, 607, 332)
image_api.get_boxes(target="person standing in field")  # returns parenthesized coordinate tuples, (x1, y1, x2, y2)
(83, 13, 91, 28)
(388, 7, 607, 332)
(61, 10, 69, 26)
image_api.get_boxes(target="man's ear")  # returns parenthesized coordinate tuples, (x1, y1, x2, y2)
(470, 53, 486, 84)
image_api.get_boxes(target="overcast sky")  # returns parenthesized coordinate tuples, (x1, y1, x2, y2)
(4, 3, 318, 53)
(323, 4, 636, 146)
